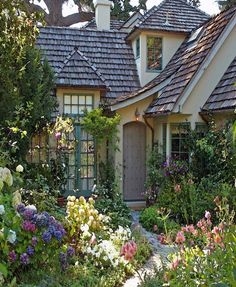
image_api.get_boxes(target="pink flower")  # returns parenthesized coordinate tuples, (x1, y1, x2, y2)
(214, 234, 222, 244)
(157, 233, 166, 245)
(175, 231, 185, 244)
(205, 211, 211, 220)
(212, 226, 220, 235)
(174, 184, 181, 193)
(120, 241, 137, 261)
(55, 132, 61, 140)
(171, 258, 180, 270)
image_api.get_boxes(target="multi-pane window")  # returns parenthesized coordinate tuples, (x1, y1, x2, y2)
(136, 37, 140, 58)
(171, 124, 190, 161)
(80, 129, 95, 192)
(63, 94, 93, 115)
(147, 37, 162, 71)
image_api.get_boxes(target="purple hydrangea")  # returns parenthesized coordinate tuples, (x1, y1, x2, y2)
(22, 220, 36, 232)
(17, 203, 26, 214)
(23, 208, 35, 220)
(31, 236, 38, 247)
(35, 213, 49, 227)
(8, 250, 17, 262)
(20, 253, 30, 265)
(66, 246, 75, 257)
(42, 230, 52, 243)
(26, 246, 34, 256)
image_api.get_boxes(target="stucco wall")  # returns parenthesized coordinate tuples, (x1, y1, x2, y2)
(133, 31, 186, 86)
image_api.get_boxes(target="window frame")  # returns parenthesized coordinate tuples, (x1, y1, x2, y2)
(63, 93, 94, 116)
(170, 123, 190, 161)
(136, 37, 140, 59)
(146, 36, 163, 72)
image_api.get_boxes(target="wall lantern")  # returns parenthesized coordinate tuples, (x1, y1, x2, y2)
(135, 108, 141, 121)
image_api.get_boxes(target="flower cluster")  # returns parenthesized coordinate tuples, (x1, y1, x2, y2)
(163, 159, 188, 179)
(120, 241, 137, 261)
(66, 196, 109, 242)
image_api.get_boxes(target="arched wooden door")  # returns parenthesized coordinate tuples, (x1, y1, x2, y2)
(123, 122, 146, 201)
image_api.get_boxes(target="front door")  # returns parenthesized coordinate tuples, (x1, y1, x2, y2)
(123, 122, 146, 201)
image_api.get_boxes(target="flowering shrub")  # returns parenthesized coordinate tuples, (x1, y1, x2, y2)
(0, 167, 66, 283)
(140, 198, 236, 287)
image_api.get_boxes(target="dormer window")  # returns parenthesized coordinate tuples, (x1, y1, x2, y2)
(147, 36, 162, 71)
(136, 37, 140, 58)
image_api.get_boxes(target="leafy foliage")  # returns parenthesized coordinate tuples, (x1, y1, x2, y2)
(217, 0, 236, 10)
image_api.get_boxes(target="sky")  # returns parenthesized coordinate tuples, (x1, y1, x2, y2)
(37, 0, 220, 20)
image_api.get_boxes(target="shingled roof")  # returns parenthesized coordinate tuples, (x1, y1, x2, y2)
(145, 6, 236, 116)
(56, 47, 107, 88)
(202, 57, 236, 112)
(128, 0, 209, 37)
(83, 18, 124, 30)
(37, 27, 140, 99)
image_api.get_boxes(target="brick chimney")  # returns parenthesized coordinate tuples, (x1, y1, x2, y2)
(93, 0, 113, 30)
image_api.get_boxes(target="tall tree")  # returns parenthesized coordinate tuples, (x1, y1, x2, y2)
(0, 0, 56, 163)
(25, 0, 94, 26)
(217, 0, 236, 10)
(25, 0, 147, 26)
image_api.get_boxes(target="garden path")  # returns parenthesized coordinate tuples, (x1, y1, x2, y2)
(123, 211, 175, 287)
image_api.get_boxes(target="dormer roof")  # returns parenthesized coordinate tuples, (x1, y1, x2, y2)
(127, 0, 210, 39)
(56, 47, 107, 89)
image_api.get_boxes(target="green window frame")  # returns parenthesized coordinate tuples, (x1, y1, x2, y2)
(63, 93, 93, 116)
(146, 36, 163, 71)
(170, 123, 190, 161)
(63, 93, 95, 197)
(136, 37, 140, 58)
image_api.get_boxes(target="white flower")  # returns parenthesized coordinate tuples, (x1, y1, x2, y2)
(16, 165, 24, 173)
(25, 204, 37, 212)
(81, 224, 89, 233)
(7, 230, 16, 244)
(0, 205, 5, 215)
(1, 168, 13, 186)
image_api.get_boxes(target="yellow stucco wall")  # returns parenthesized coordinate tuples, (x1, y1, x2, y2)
(132, 31, 186, 86)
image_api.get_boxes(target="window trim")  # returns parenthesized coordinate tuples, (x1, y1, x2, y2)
(146, 36, 163, 72)
(63, 93, 94, 116)
(135, 37, 140, 59)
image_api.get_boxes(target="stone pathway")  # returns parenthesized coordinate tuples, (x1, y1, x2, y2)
(123, 211, 175, 287)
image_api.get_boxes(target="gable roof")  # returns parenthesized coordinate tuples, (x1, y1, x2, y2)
(83, 18, 124, 30)
(127, 0, 209, 38)
(202, 57, 236, 112)
(144, 6, 236, 116)
(37, 27, 140, 99)
(55, 47, 107, 88)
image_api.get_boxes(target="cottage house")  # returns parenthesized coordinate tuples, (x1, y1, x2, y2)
(36, 0, 236, 206)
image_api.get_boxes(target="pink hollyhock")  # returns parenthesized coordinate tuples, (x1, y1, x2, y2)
(175, 231, 185, 244)
(120, 241, 137, 261)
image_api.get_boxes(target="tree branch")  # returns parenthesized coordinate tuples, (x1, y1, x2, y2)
(24, 1, 49, 15)
(62, 11, 94, 26)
